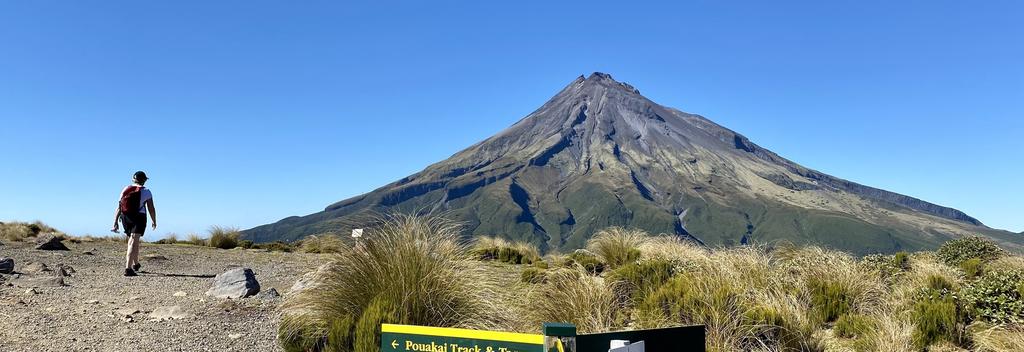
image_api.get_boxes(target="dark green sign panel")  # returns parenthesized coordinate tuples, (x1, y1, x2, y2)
(381, 324, 544, 352)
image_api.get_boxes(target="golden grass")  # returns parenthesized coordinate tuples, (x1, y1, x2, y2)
(185, 233, 206, 246)
(0, 220, 63, 241)
(972, 324, 1024, 352)
(275, 218, 1024, 352)
(527, 267, 625, 334)
(587, 227, 647, 268)
(280, 214, 523, 352)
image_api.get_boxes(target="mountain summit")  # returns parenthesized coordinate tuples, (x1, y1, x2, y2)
(244, 73, 1022, 254)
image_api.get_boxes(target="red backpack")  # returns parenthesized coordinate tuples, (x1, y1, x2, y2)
(119, 186, 144, 214)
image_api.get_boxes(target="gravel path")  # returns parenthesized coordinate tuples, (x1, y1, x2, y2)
(0, 239, 326, 351)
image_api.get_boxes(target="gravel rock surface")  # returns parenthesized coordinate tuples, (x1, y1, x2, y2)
(0, 240, 326, 351)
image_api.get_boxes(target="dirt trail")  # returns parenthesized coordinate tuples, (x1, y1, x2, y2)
(0, 240, 325, 352)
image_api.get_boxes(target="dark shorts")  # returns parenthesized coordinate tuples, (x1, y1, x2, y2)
(120, 212, 147, 236)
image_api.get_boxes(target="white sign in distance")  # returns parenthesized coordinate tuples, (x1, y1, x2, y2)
(351, 229, 364, 238)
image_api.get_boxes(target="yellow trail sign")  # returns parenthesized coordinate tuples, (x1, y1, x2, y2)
(381, 324, 545, 352)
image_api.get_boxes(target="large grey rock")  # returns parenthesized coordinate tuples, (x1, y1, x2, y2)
(206, 267, 260, 299)
(34, 234, 69, 251)
(0, 258, 13, 274)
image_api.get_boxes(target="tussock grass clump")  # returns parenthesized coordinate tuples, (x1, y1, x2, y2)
(972, 323, 1024, 352)
(566, 250, 605, 274)
(834, 313, 873, 338)
(607, 258, 675, 299)
(520, 267, 546, 284)
(852, 312, 916, 352)
(1, 221, 63, 241)
(185, 233, 206, 246)
(936, 236, 1005, 267)
(808, 277, 852, 324)
(207, 226, 241, 249)
(637, 272, 754, 351)
(861, 253, 907, 283)
(154, 233, 179, 244)
(280, 214, 515, 352)
(299, 234, 346, 254)
(587, 227, 645, 269)
(473, 236, 540, 264)
(528, 267, 626, 334)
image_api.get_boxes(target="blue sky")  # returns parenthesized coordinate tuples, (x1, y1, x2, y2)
(1, 1, 1021, 239)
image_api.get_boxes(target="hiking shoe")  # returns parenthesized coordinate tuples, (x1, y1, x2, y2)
(124, 268, 138, 277)
(132, 263, 141, 272)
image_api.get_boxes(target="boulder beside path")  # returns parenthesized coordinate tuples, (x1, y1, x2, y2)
(206, 267, 260, 299)
(34, 234, 69, 251)
(0, 258, 13, 274)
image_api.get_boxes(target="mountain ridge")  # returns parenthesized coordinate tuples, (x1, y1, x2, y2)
(243, 72, 1020, 254)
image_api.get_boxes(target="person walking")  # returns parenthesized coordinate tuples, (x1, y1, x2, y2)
(111, 171, 157, 277)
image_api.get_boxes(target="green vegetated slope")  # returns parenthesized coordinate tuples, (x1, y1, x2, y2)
(244, 72, 1024, 255)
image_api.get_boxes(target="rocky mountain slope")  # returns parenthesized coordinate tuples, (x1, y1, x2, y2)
(243, 73, 1022, 255)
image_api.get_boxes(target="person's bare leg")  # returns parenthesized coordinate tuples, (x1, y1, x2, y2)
(130, 233, 142, 267)
(124, 235, 136, 269)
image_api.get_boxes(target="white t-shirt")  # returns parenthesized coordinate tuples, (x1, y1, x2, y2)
(121, 185, 153, 214)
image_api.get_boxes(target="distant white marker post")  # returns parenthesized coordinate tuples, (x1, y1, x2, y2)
(351, 228, 363, 247)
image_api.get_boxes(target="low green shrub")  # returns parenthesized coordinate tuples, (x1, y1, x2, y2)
(154, 233, 178, 244)
(237, 240, 254, 249)
(893, 251, 910, 270)
(607, 258, 675, 299)
(961, 269, 1024, 325)
(254, 241, 294, 252)
(208, 226, 241, 249)
(834, 313, 873, 338)
(807, 277, 852, 323)
(861, 253, 903, 282)
(961, 258, 984, 279)
(299, 234, 346, 254)
(566, 250, 605, 274)
(936, 236, 1005, 267)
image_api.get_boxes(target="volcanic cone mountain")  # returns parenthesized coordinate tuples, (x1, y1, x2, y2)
(244, 73, 1023, 254)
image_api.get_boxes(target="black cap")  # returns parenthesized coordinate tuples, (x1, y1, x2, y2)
(133, 171, 149, 181)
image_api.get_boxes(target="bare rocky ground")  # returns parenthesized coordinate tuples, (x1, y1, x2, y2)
(0, 239, 327, 352)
